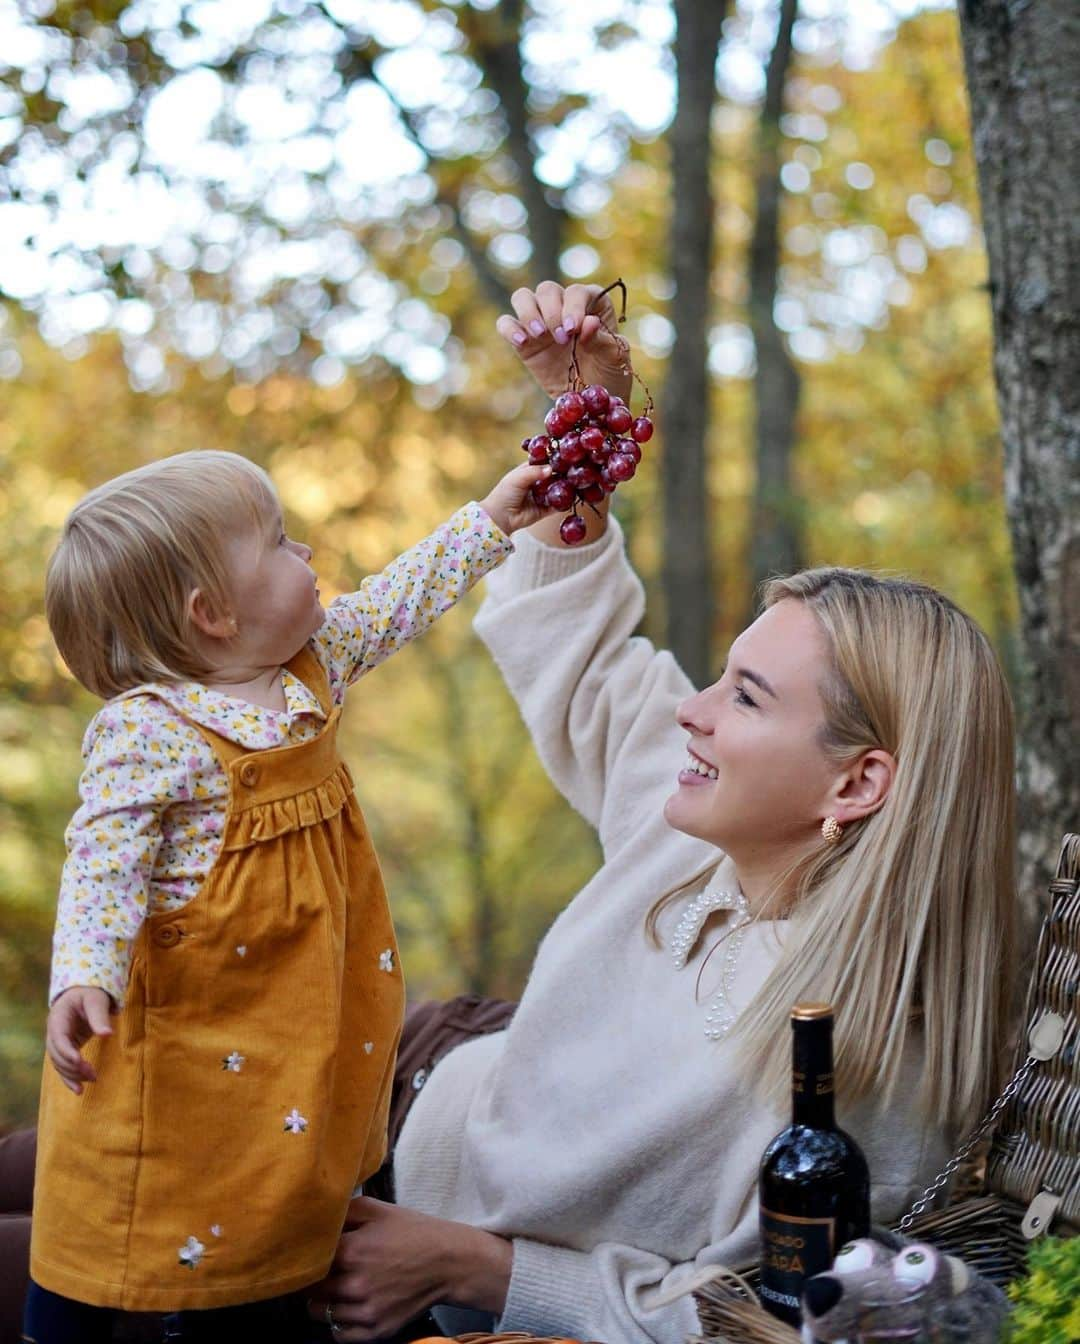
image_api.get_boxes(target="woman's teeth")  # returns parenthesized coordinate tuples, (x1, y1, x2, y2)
(685, 754, 718, 780)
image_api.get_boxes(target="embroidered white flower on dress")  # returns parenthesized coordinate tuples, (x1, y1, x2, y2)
(210, 1225, 223, 1238)
(236, 946, 247, 958)
(378, 948, 394, 972)
(283, 1108, 308, 1134)
(363, 1041, 374, 1054)
(221, 1051, 245, 1072)
(178, 1236, 205, 1268)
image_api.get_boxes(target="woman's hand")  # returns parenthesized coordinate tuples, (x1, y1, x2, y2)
(497, 280, 633, 403)
(308, 1196, 513, 1341)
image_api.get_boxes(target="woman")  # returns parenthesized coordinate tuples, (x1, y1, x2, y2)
(0, 282, 1017, 1344)
(300, 282, 1018, 1344)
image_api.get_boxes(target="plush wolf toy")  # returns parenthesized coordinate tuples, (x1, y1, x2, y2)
(800, 1231, 1010, 1343)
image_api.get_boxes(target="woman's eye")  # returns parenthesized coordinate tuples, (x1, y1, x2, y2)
(734, 684, 757, 708)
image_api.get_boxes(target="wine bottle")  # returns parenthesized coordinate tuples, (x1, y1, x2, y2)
(757, 1002, 870, 1328)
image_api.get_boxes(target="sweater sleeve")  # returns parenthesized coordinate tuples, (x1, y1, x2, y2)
(499, 1211, 759, 1344)
(473, 518, 696, 849)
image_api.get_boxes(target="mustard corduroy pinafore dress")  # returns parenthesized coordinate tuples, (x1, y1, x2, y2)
(31, 648, 405, 1311)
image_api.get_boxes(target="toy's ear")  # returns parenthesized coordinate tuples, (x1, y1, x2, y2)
(944, 1254, 970, 1295)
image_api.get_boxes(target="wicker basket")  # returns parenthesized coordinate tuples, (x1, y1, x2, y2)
(691, 832, 1080, 1344)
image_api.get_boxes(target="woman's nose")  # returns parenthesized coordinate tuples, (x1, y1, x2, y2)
(290, 539, 313, 562)
(676, 686, 711, 732)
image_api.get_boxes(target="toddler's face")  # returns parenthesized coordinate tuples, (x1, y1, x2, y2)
(224, 502, 325, 665)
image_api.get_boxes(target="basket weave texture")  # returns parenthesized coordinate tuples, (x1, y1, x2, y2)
(692, 832, 1080, 1344)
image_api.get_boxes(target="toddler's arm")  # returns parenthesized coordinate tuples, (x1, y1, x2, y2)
(46, 986, 113, 1094)
(50, 699, 182, 1014)
(313, 461, 550, 691)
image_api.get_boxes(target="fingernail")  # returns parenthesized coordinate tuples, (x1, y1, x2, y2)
(511, 331, 527, 347)
(563, 315, 576, 333)
(554, 326, 568, 346)
(528, 320, 545, 337)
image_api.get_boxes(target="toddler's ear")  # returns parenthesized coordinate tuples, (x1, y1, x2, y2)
(188, 588, 237, 640)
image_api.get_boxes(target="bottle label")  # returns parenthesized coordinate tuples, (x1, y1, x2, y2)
(759, 1207, 836, 1317)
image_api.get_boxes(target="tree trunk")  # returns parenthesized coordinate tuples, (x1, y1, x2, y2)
(747, 0, 802, 617)
(660, 0, 728, 688)
(472, 0, 567, 287)
(956, 0, 1080, 908)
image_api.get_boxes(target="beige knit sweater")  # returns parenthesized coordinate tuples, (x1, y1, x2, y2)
(393, 519, 948, 1344)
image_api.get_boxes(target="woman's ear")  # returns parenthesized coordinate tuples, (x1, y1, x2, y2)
(829, 748, 896, 826)
(188, 589, 237, 641)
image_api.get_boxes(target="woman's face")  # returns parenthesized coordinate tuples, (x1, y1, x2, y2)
(663, 599, 840, 865)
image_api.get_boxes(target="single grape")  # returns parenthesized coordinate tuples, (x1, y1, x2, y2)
(560, 514, 588, 545)
(631, 416, 654, 443)
(619, 437, 642, 464)
(520, 436, 532, 453)
(598, 467, 617, 494)
(531, 479, 550, 507)
(579, 482, 605, 504)
(580, 425, 606, 454)
(606, 404, 632, 434)
(528, 435, 552, 465)
(582, 384, 610, 415)
(545, 478, 575, 511)
(549, 449, 569, 474)
(567, 462, 601, 489)
(555, 391, 586, 425)
(608, 453, 636, 482)
(560, 433, 586, 464)
(545, 407, 568, 437)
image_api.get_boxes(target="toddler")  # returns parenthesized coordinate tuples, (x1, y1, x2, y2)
(26, 448, 552, 1343)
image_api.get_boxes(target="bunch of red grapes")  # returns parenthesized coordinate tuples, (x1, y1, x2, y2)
(523, 385, 655, 545)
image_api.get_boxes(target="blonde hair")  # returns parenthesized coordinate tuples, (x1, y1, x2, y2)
(46, 451, 279, 699)
(650, 567, 1017, 1130)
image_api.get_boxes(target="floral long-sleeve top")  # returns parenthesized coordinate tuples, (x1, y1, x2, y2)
(50, 502, 512, 1008)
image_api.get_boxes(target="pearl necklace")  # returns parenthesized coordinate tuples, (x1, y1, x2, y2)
(669, 885, 750, 1039)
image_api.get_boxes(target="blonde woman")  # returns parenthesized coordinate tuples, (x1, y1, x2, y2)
(297, 282, 1017, 1344)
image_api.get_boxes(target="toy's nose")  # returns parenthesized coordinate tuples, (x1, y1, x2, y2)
(802, 1275, 844, 1316)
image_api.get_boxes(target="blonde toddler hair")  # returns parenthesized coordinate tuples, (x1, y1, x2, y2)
(46, 450, 278, 699)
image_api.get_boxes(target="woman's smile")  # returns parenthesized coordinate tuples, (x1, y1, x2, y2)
(678, 750, 718, 786)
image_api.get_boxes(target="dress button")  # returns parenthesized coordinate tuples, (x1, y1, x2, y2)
(411, 1068, 428, 1092)
(154, 925, 181, 948)
(239, 762, 259, 787)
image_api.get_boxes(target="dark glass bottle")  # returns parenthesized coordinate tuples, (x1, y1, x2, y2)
(757, 1003, 870, 1328)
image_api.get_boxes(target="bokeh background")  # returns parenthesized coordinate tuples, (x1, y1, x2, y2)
(0, 0, 1016, 1128)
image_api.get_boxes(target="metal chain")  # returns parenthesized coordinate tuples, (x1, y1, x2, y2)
(897, 1052, 1040, 1231)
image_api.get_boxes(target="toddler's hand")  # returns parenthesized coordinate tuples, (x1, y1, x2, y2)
(480, 462, 557, 536)
(46, 986, 114, 1094)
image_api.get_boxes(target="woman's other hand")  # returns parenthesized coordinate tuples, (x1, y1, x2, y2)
(308, 1196, 512, 1341)
(497, 280, 633, 403)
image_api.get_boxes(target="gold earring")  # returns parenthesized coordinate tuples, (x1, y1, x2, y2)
(821, 816, 842, 845)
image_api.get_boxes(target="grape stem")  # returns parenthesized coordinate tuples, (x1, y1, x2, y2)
(569, 277, 655, 417)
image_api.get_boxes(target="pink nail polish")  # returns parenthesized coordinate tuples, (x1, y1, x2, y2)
(554, 326, 568, 345)
(512, 331, 527, 346)
(529, 320, 545, 337)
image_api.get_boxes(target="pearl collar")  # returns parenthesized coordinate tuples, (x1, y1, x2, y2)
(669, 883, 751, 1040)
